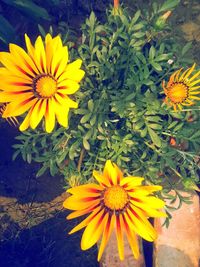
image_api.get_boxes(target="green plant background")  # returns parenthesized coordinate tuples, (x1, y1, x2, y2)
(1, 0, 197, 225)
(0, 0, 200, 266)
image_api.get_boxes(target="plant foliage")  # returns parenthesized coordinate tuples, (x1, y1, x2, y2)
(7, 1, 200, 222)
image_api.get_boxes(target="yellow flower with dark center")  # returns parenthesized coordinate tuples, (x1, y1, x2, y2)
(63, 160, 166, 261)
(0, 34, 85, 133)
(163, 63, 200, 110)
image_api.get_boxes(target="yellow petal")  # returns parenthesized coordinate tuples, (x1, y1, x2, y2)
(29, 99, 46, 129)
(45, 33, 52, 44)
(34, 35, 47, 73)
(58, 69, 85, 83)
(81, 209, 105, 250)
(67, 183, 103, 195)
(120, 177, 144, 188)
(103, 160, 118, 185)
(98, 214, 115, 261)
(45, 35, 63, 73)
(122, 214, 139, 259)
(0, 75, 32, 91)
(66, 59, 82, 71)
(130, 196, 165, 209)
(2, 94, 37, 117)
(188, 70, 200, 83)
(190, 89, 200, 94)
(93, 170, 111, 187)
(126, 206, 157, 241)
(44, 98, 55, 133)
(19, 106, 33, 131)
(0, 91, 31, 103)
(54, 102, 69, 128)
(0, 52, 33, 81)
(183, 63, 196, 80)
(67, 202, 99, 220)
(55, 93, 78, 109)
(57, 80, 80, 95)
(189, 78, 200, 87)
(116, 214, 124, 260)
(128, 185, 162, 195)
(63, 194, 100, 210)
(68, 206, 101, 234)
(168, 69, 182, 86)
(190, 95, 200, 100)
(9, 43, 39, 76)
(52, 47, 69, 79)
(25, 34, 35, 59)
(174, 68, 184, 81)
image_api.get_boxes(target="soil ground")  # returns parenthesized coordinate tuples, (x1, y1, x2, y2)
(0, 1, 200, 267)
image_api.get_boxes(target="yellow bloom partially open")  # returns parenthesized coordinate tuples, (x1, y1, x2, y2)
(0, 34, 85, 133)
(163, 63, 200, 110)
(64, 160, 166, 261)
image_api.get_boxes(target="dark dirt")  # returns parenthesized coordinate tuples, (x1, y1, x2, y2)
(0, 124, 98, 267)
(0, 1, 200, 267)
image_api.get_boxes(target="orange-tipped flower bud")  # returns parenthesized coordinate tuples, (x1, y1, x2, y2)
(155, 11, 172, 30)
(114, 0, 119, 9)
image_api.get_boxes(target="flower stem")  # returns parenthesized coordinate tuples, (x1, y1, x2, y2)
(77, 148, 85, 172)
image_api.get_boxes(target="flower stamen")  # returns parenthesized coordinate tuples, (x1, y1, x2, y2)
(166, 82, 189, 104)
(33, 74, 57, 98)
(103, 185, 129, 212)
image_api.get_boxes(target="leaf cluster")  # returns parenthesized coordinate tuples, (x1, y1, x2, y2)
(12, 3, 200, 214)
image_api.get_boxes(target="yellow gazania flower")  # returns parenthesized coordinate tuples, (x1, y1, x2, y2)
(163, 63, 200, 111)
(63, 160, 166, 261)
(0, 34, 85, 133)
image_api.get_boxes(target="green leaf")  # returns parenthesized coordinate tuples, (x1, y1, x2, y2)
(155, 54, 169, 61)
(0, 15, 16, 44)
(38, 24, 46, 37)
(130, 10, 141, 27)
(159, 0, 180, 12)
(132, 32, 146, 38)
(36, 164, 48, 177)
(12, 150, 21, 161)
(132, 23, 144, 31)
(168, 120, 178, 129)
(88, 99, 94, 112)
(149, 46, 156, 60)
(148, 123, 162, 130)
(181, 42, 192, 56)
(148, 128, 162, 147)
(80, 113, 91, 124)
(140, 127, 148, 137)
(83, 138, 90, 150)
(151, 62, 162, 71)
(2, 0, 51, 21)
(95, 25, 105, 33)
(134, 121, 144, 130)
(88, 11, 96, 30)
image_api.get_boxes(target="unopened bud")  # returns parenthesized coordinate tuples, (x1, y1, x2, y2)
(112, 0, 122, 15)
(155, 11, 172, 30)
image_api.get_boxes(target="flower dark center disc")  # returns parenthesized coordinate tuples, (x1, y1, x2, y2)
(34, 75, 57, 98)
(167, 82, 188, 103)
(103, 185, 128, 210)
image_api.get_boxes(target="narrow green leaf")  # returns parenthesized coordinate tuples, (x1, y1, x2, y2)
(148, 128, 162, 147)
(80, 113, 91, 124)
(159, 0, 180, 12)
(151, 62, 162, 71)
(149, 46, 156, 60)
(88, 99, 94, 112)
(83, 138, 90, 150)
